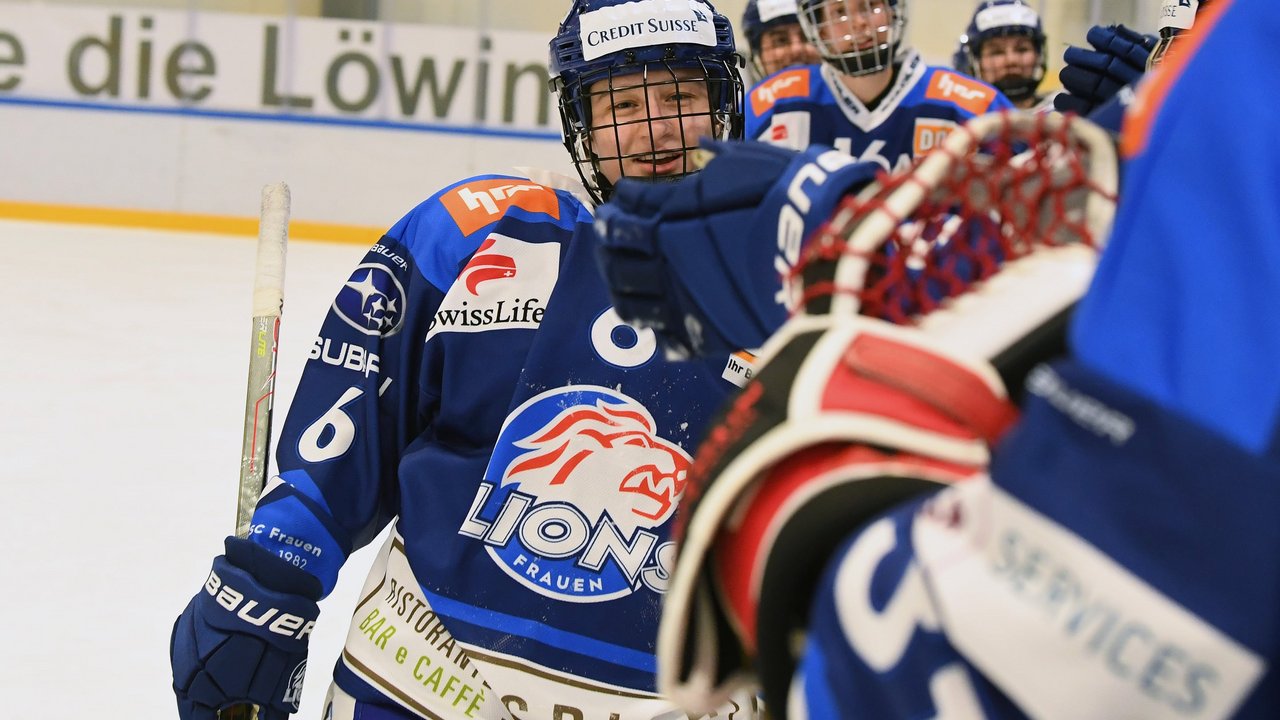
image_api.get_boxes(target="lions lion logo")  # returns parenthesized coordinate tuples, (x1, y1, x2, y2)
(464, 386, 690, 601)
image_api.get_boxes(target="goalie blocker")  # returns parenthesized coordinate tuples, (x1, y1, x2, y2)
(655, 110, 1119, 716)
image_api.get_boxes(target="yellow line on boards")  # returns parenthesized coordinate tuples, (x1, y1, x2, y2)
(0, 200, 380, 246)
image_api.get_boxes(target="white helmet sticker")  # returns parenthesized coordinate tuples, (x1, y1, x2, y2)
(757, 0, 800, 24)
(1159, 0, 1198, 31)
(578, 0, 718, 61)
(974, 3, 1040, 32)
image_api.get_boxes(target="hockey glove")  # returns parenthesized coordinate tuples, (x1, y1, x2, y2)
(593, 139, 878, 358)
(171, 536, 322, 720)
(1054, 24, 1156, 116)
(658, 316, 1021, 716)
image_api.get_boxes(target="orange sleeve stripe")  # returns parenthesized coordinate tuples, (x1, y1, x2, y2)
(1121, 0, 1234, 159)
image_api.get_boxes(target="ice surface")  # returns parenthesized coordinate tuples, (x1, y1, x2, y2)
(0, 218, 381, 719)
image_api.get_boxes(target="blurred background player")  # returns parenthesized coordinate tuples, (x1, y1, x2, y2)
(748, 0, 1014, 173)
(168, 1, 758, 719)
(961, 0, 1057, 111)
(741, 0, 821, 85)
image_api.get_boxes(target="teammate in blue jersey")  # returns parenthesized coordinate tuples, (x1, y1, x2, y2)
(960, 0, 1057, 112)
(610, 0, 1277, 716)
(168, 1, 762, 719)
(741, 0, 820, 84)
(746, 0, 1013, 172)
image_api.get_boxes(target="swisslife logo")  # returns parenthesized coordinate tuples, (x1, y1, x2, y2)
(458, 386, 690, 602)
(426, 234, 560, 341)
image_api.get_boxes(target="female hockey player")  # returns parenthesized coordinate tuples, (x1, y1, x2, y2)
(746, 0, 1014, 173)
(169, 1, 759, 718)
(960, 0, 1057, 111)
(741, 0, 820, 84)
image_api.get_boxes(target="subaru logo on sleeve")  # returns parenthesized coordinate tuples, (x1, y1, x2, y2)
(458, 386, 690, 602)
(333, 263, 407, 337)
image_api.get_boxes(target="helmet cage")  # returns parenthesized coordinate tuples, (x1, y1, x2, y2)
(797, 0, 906, 78)
(553, 58, 743, 204)
(549, 0, 744, 204)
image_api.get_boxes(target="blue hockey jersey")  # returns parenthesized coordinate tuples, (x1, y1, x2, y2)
(792, 1, 1280, 717)
(245, 173, 759, 719)
(745, 50, 1013, 170)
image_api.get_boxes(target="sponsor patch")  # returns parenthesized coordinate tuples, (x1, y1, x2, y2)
(459, 386, 690, 602)
(1160, 0, 1198, 30)
(578, 0, 717, 62)
(750, 67, 809, 115)
(762, 111, 808, 150)
(915, 478, 1265, 720)
(925, 71, 997, 116)
(721, 350, 756, 387)
(426, 234, 559, 341)
(441, 179, 561, 236)
(333, 263, 407, 337)
(756, 0, 798, 23)
(912, 118, 958, 157)
(974, 3, 1040, 32)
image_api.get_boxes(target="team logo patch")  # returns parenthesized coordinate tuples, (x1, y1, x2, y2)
(426, 234, 559, 341)
(440, 179, 561, 236)
(925, 71, 997, 116)
(459, 386, 690, 602)
(333, 263, 407, 337)
(283, 659, 307, 710)
(912, 118, 958, 157)
(750, 67, 809, 115)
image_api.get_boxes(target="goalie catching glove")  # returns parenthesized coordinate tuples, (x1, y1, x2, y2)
(592, 139, 878, 358)
(171, 536, 321, 720)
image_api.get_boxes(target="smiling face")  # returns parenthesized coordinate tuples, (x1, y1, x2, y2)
(756, 22, 821, 77)
(798, 0, 901, 77)
(812, 0, 893, 56)
(977, 35, 1038, 86)
(585, 65, 716, 187)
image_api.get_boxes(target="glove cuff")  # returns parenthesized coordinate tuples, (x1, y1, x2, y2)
(225, 536, 323, 601)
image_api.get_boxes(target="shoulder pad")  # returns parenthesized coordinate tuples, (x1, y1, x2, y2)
(388, 174, 578, 292)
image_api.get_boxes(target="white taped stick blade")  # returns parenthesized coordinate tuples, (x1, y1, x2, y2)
(254, 182, 290, 317)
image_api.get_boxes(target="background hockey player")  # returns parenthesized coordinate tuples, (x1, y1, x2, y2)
(741, 0, 821, 85)
(168, 1, 761, 718)
(598, 0, 1280, 716)
(960, 0, 1057, 111)
(747, 0, 1014, 172)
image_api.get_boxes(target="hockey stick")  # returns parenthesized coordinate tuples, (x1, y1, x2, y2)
(234, 182, 290, 540)
(222, 182, 290, 720)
